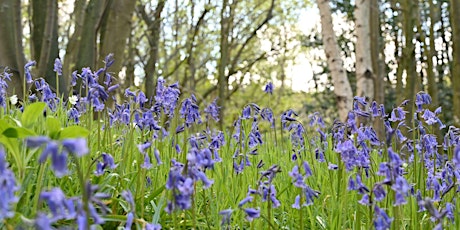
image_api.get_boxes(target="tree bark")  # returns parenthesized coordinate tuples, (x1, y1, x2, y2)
(0, 0, 25, 97)
(31, 0, 64, 95)
(99, 0, 136, 83)
(139, 0, 165, 100)
(317, 0, 353, 121)
(450, 0, 460, 125)
(75, 0, 107, 71)
(355, 0, 374, 99)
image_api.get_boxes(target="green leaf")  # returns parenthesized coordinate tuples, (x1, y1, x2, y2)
(2, 127, 35, 138)
(0, 119, 12, 133)
(21, 102, 46, 128)
(45, 117, 62, 139)
(58, 126, 89, 139)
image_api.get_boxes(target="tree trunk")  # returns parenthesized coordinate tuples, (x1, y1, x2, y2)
(355, 0, 374, 99)
(99, 0, 136, 83)
(31, 0, 64, 95)
(425, 0, 438, 107)
(0, 0, 25, 98)
(450, 0, 460, 125)
(370, 0, 385, 138)
(317, 0, 353, 121)
(75, 0, 107, 71)
(218, 0, 230, 129)
(140, 0, 165, 101)
(401, 0, 419, 121)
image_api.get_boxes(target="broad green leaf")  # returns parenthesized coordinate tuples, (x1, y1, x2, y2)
(58, 126, 89, 139)
(45, 117, 62, 139)
(21, 102, 46, 128)
(2, 127, 35, 138)
(0, 119, 11, 133)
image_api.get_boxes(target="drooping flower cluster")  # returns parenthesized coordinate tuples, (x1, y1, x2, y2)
(25, 137, 89, 177)
(0, 67, 12, 109)
(35, 182, 110, 229)
(153, 77, 180, 117)
(0, 146, 18, 222)
(288, 161, 320, 208)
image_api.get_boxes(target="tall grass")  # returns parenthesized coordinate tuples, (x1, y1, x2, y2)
(0, 61, 459, 229)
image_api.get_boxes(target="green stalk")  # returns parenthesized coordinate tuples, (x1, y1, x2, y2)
(32, 163, 47, 216)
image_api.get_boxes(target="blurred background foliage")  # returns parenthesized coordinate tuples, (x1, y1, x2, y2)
(0, 0, 459, 128)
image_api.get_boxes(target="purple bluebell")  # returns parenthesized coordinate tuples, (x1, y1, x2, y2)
(154, 148, 162, 165)
(34, 213, 53, 229)
(261, 108, 275, 127)
(0, 68, 12, 108)
(374, 206, 393, 230)
(137, 142, 152, 153)
(304, 186, 320, 206)
(373, 183, 386, 202)
(303, 161, 313, 177)
(180, 95, 202, 126)
(358, 194, 371, 206)
(0, 146, 18, 221)
(454, 144, 460, 168)
(264, 82, 274, 94)
(40, 188, 75, 220)
(238, 196, 254, 207)
(68, 108, 81, 123)
(154, 77, 180, 117)
(415, 92, 432, 112)
(24, 60, 36, 83)
(54, 58, 62, 75)
(62, 138, 89, 157)
(145, 223, 162, 230)
(142, 153, 152, 169)
(242, 106, 251, 119)
(125, 212, 134, 230)
(389, 107, 407, 122)
(269, 184, 281, 208)
(292, 195, 301, 209)
(95, 153, 117, 176)
(204, 99, 220, 122)
(243, 208, 260, 221)
(219, 209, 233, 227)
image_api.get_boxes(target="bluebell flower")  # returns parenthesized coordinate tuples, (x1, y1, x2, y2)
(219, 209, 233, 227)
(145, 223, 162, 230)
(104, 53, 115, 69)
(358, 194, 371, 206)
(242, 106, 251, 119)
(154, 148, 162, 165)
(34, 213, 53, 229)
(264, 82, 273, 94)
(243, 208, 260, 221)
(389, 107, 407, 122)
(180, 95, 202, 126)
(25, 60, 36, 83)
(373, 183, 386, 202)
(95, 153, 117, 176)
(142, 153, 152, 169)
(54, 58, 62, 75)
(0, 146, 18, 221)
(415, 92, 432, 112)
(238, 196, 254, 207)
(62, 138, 89, 157)
(125, 212, 134, 230)
(204, 99, 220, 122)
(292, 195, 301, 209)
(154, 77, 180, 117)
(40, 188, 75, 220)
(374, 206, 393, 230)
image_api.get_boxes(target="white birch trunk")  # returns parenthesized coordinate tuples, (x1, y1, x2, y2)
(317, 0, 353, 121)
(355, 0, 374, 99)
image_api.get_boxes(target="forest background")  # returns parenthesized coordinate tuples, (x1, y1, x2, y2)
(1, 0, 459, 130)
